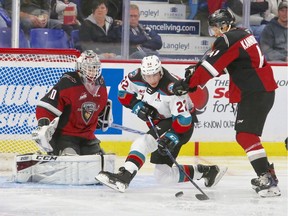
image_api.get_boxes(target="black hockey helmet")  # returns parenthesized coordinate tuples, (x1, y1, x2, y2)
(208, 9, 235, 28)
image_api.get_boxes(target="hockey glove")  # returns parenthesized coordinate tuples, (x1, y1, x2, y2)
(132, 101, 158, 121)
(173, 78, 190, 96)
(31, 117, 59, 152)
(185, 65, 196, 78)
(157, 132, 179, 156)
(97, 99, 113, 132)
(173, 75, 198, 96)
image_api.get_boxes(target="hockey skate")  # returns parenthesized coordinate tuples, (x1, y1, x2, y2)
(251, 164, 280, 197)
(95, 167, 136, 193)
(253, 172, 281, 197)
(198, 164, 228, 187)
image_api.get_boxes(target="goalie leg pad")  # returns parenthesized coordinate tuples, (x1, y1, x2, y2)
(13, 154, 115, 185)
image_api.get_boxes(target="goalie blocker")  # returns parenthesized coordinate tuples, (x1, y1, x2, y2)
(13, 154, 115, 185)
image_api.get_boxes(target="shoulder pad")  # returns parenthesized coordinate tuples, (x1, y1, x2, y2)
(61, 72, 77, 83)
(128, 68, 141, 79)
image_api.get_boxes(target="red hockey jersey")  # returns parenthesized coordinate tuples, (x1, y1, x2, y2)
(188, 28, 278, 103)
(36, 72, 107, 140)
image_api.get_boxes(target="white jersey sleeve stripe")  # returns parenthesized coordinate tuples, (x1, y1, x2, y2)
(202, 60, 219, 77)
(37, 101, 62, 116)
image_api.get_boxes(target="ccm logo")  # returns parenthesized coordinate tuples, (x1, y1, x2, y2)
(35, 155, 58, 161)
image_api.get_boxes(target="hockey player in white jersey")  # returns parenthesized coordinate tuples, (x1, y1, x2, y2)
(96, 55, 227, 192)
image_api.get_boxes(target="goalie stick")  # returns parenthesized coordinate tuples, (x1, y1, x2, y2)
(147, 116, 209, 201)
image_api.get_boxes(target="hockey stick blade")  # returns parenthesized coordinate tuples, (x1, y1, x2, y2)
(195, 194, 209, 200)
(165, 149, 210, 201)
(147, 116, 209, 201)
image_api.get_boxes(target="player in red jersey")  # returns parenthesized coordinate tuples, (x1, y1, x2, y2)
(173, 9, 280, 197)
(32, 50, 111, 156)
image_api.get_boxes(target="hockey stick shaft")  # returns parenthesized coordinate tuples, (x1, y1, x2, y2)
(194, 48, 211, 68)
(147, 116, 209, 201)
(185, 48, 212, 78)
(110, 123, 145, 135)
(165, 150, 209, 200)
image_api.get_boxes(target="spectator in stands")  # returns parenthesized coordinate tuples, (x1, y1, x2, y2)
(260, 1, 288, 62)
(193, 0, 227, 36)
(79, 0, 121, 59)
(126, 4, 162, 59)
(0, 3, 9, 28)
(53, 0, 81, 35)
(3, 0, 62, 35)
(227, 0, 278, 38)
(80, 0, 122, 20)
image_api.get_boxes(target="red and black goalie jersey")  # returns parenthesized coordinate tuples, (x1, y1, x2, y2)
(36, 72, 108, 140)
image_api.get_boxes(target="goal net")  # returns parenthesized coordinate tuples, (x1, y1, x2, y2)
(0, 48, 80, 156)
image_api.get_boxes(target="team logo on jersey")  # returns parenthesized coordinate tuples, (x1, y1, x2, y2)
(128, 69, 139, 78)
(188, 86, 209, 115)
(167, 82, 174, 94)
(155, 92, 161, 102)
(81, 102, 98, 124)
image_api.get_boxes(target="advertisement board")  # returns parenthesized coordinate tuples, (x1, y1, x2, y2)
(158, 35, 215, 55)
(140, 20, 200, 35)
(131, 1, 187, 20)
(1, 62, 286, 143)
(99, 63, 288, 143)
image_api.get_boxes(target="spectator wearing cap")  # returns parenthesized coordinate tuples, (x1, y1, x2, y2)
(260, 1, 288, 62)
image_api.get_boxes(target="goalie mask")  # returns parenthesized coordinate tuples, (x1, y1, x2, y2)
(77, 50, 102, 96)
(208, 9, 235, 36)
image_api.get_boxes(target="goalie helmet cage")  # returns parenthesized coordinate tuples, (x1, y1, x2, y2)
(0, 48, 80, 166)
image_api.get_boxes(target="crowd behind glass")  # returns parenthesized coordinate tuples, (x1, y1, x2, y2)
(0, 0, 287, 62)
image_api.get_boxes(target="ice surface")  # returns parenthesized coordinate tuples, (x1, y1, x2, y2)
(0, 156, 287, 216)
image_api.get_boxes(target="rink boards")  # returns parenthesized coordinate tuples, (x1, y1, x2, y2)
(0, 61, 287, 156)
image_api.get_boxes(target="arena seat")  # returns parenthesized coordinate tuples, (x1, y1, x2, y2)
(70, 29, 81, 50)
(0, 27, 29, 48)
(29, 28, 70, 48)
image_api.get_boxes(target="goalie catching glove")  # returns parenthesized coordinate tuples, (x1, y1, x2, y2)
(31, 117, 59, 152)
(157, 131, 179, 156)
(97, 99, 113, 132)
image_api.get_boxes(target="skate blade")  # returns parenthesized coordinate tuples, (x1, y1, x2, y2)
(95, 173, 126, 193)
(210, 166, 228, 187)
(257, 186, 281, 198)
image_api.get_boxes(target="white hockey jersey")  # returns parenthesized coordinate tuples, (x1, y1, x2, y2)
(118, 67, 194, 134)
